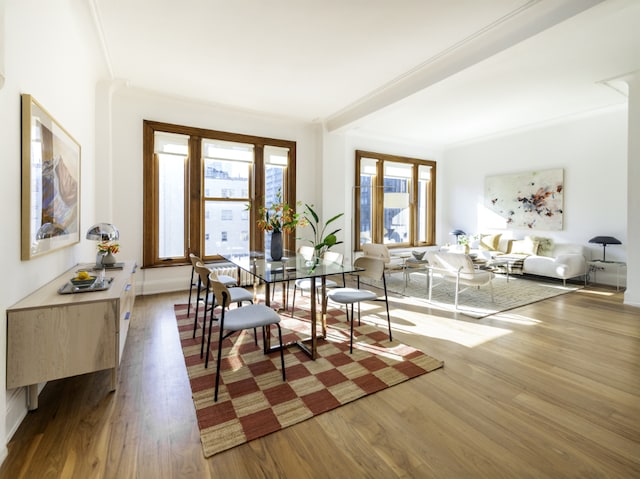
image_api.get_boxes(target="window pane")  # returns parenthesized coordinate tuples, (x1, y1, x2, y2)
(155, 131, 188, 259)
(203, 159, 250, 199)
(204, 201, 250, 256)
(202, 139, 252, 199)
(358, 177, 374, 246)
(263, 146, 287, 250)
(383, 167, 410, 245)
(158, 152, 186, 258)
(417, 165, 431, 242)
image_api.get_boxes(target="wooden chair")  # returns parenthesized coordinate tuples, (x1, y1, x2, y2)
(188, 253, 236, 324)
(193, 264, 253, 358)
(326, 257, 392, 353)
(205, 279, 286, 401)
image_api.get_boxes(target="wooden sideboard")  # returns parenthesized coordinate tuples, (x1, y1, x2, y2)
(6, 261, 137, 410)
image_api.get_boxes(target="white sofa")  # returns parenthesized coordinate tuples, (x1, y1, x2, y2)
(472, 235, 588, 286)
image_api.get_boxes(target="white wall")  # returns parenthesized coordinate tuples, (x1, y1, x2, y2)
(109, 87, 321, 294)
(0, 0, 107, 460)
(442, 106, 629, 285)
(624, 71, 640, 306)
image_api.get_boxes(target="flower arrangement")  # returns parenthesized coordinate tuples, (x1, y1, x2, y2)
(98, 241, 120, 255)
(255, 189, 307, 233)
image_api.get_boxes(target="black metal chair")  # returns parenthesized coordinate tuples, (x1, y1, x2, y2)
(326, 256, 392, 353)
(206, 279, 286, 401)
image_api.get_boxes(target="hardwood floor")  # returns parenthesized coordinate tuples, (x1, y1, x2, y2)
(1, 283, 639, 478)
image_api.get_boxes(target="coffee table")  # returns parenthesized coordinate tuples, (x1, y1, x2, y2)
(473, 257, 510, 282)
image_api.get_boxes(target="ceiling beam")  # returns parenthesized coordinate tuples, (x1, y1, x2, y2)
(325, 0, 605, 133)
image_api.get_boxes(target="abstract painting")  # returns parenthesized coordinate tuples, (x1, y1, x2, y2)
(485, 168, 564, 230)
(21, 94, 81, 259)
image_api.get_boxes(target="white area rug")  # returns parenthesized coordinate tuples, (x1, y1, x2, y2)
(363, 270, 582, 319)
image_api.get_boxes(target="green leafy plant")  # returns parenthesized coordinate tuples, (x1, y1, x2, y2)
(302, 204, 344, 257)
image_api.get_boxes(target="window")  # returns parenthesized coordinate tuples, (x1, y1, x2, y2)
(143, 120, 296, 267)
(355, 150, 436, 249)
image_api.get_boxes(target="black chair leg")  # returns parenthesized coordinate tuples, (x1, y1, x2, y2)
(349, 304, 355, 353)
(290, 284, 297, 317)
(382, 276, 392, 341)
(192, 278, 202, 339)
(214, 322, 224, 402)
(187, 266, 195, 317)
(200, 289, 210, 359)
(205, 305, 215, 369)
(277, 323, 286, 381)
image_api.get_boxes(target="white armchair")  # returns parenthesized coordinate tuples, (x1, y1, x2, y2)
(426, 251, 494, 309)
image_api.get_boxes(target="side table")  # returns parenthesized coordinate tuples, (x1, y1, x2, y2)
(586, 260, 626, 291)
(404, 258, 429, 289)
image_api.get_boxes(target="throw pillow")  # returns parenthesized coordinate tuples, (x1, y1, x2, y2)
(510, 238, 539, 256)
(480, 233, 502, 251)
(529, 236, 554, 257)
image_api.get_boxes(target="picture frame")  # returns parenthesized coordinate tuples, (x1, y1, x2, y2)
(21, 94, 81, 260)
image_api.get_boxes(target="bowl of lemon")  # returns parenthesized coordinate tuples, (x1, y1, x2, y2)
(70, 270, 96, 287)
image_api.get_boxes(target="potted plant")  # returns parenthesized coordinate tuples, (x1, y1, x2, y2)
(302, 203, 344, 260)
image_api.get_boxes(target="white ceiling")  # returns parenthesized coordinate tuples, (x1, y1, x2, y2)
(92, 0, 640, 148)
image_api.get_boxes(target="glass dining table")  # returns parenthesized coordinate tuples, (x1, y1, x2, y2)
(221, 250, 359, 359)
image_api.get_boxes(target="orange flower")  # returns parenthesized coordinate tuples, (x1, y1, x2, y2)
(98, 241, 119, 254)
(253, 189, 308, 233)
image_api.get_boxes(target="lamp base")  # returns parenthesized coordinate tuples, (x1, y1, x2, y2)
(92, 263, 125, 270)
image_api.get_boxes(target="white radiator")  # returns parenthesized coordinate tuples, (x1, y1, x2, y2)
(209, 262, 254, 287)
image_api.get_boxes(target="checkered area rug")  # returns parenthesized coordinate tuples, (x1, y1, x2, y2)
(174, 298, 443, 457)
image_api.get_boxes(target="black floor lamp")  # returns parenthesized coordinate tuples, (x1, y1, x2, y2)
(588, 236, 621, 262)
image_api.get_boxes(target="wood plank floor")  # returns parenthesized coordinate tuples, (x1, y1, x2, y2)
(1, 283, 639, 478)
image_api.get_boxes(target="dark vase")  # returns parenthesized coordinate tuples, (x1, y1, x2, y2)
(270, 231, 283, 261)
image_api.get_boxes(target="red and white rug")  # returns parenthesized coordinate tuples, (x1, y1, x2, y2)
(174, 298, 443, 457)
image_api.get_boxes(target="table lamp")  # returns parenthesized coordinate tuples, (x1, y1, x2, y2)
(588, 236, 621, 262)
(87, 223, 120, 267)
(450, 229, 466, 245)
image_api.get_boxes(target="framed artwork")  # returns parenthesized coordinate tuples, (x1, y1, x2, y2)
(21, 94, 81, 259)
(485, 168, 564, 230)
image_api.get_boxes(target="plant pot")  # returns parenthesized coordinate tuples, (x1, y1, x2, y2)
(270, 231, 283, 261)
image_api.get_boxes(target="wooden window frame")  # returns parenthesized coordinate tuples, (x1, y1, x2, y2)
(143, 120, 296, 268)
(354, 150, 436, 250)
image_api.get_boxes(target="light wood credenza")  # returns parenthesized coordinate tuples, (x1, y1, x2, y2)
(6, 261, 137, 410)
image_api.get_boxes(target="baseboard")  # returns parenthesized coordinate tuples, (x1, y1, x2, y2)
(139, 277, 186, 296)
(5, 387, 29, 442)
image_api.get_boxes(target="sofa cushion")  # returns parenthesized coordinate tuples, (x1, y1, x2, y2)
(480, 233, 502, 251)
(529, 236, 554, 256)
(510, 238, 539, 255)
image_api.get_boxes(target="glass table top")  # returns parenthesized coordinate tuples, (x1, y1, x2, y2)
(221, 250, 358, 283)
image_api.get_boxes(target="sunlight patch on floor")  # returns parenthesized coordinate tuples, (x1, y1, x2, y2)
(577, 289, 616, 297)
(490, 312, 542, 326)
(369, 308, 512, 348)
